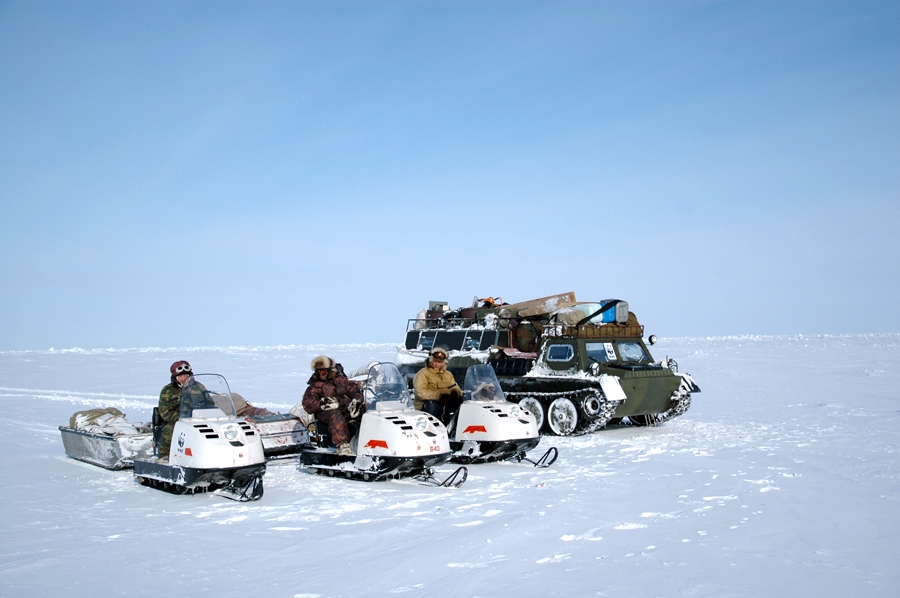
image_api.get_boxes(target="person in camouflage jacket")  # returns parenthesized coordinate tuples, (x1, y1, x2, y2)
(302, 355, 364, 455)
(157, 360, 193, 461)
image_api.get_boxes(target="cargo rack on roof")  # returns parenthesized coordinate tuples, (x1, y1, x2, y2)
(542, 322, 644, 339)
(405, 317, 520, 332)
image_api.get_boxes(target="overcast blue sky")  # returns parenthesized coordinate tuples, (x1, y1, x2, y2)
(1, 1, 897, 350)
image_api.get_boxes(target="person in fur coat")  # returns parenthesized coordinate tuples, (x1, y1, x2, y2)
(302, 355, 364, 456)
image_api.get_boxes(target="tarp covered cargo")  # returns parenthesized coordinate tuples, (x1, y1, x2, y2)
(59, 407, 154, 470)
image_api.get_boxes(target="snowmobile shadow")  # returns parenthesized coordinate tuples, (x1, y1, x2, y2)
(300, 454, 468, 488)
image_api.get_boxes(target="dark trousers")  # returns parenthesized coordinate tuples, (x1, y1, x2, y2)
(317, 409, 352, 445)
(158, 422, 175, 458)
(423, 396, 463, 426)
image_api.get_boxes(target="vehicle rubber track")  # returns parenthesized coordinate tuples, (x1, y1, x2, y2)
(630, 374, 694, 427)
(658, 373, 694, 422)
(507, 388, 623, 436)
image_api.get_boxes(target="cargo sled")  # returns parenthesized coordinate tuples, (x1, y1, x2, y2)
(245, 413, 311, 459)
(59, 407, 154, 470)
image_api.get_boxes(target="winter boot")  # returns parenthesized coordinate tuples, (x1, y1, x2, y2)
(337, 442, 354, 456)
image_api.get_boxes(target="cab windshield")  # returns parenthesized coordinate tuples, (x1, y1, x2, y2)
(463, 364, 507, 402)
(617, 341, 650, 364)
(364, 363, 413, 411)
(179, 374, 237, 418)
(585, 342, 616, 364)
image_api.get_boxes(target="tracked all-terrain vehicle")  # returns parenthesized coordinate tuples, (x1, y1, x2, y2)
(397, 293, 699, 436)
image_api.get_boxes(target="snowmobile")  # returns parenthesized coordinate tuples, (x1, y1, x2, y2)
(299, 362, 467, 487)
(448, 364, 557, 467)
(133, 374, 266, 501)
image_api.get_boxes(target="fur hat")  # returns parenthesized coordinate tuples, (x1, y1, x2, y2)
(310, 355, 335, 371)
(427, 347, 448, 368)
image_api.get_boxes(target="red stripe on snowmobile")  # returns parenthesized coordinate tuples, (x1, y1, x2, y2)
(364, 439, 389, 449)
(463, 425, 487, 434)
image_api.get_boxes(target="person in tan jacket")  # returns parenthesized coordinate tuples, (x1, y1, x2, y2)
(413, 347, 462, 423)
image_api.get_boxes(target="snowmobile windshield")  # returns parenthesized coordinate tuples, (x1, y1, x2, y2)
(463, 364, 507, 402)
(364, 362, 413, 411)
(179, 374, 237, 419)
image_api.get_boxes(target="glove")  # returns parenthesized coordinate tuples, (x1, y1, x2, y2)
(319, 396, 338, 411)
(348, 398, 363, 419)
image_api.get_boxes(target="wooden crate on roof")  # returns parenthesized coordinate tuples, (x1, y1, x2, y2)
(503, 292, 578, 318)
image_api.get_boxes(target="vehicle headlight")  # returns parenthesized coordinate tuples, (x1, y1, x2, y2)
(509, 405, 520, 418)
(223, 424, 239, 441)
(415, 416, 427, 431)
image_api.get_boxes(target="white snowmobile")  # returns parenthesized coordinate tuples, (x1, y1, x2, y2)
(133, 374, 266, 501)
(300, 362, 467, 487)
(448, 364, 557, 467)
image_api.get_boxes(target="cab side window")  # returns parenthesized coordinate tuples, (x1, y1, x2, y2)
(419, 333, 435, 350)
(546, 344, 574, 362)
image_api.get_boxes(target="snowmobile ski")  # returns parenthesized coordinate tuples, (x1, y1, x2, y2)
(423, 465, 468, 488)
(386, 465, 469, 488)
(513, 446, 558, 468)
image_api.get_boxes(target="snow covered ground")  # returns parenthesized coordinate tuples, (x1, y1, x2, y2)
(1, 335, 897, 597)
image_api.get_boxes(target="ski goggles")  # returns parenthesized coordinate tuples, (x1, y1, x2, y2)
(431, 351, 447, 361)
(174, 363, 193, 375)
